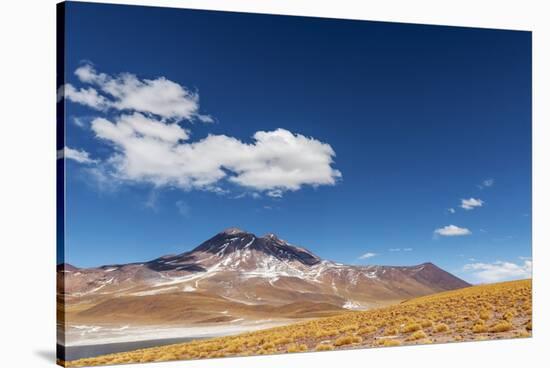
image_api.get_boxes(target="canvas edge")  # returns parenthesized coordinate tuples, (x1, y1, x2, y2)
(56, 2, 67, 367)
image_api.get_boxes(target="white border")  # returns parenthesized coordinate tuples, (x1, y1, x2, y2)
(1, 1, 547, 367)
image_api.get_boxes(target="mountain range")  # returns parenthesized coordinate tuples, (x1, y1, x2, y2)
(58, 228, 470, 325)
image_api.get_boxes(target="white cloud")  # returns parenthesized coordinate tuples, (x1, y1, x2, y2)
(434, 224, 471, 237)
(266, 189, 283, 198)
(72, 116, 87, 128)
(226, 129, 341, 191)
(359, 252, 377, 259)
(67, 64, 211, 122)
(144, 190, 160, 211)
(463, 260, 532, 283)
(111, 112, 190, 143)
(447, 208, 455, 214)
(91, 113, 341, 194)
(64, 84, 110, 110)
(403, 248, 413, 252)
(83, 165, 121, 192)
(65, 64, 341, 196)
(176, 200, 191, 217)
(460, 197, 484, 210)
(388, 248, 401, 252)
(64, 147, 97, 164)
(478, 178, 494, 189)
(232, 192, 261, 200)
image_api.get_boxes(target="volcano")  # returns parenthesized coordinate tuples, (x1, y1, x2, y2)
(59, 228, 470, 326)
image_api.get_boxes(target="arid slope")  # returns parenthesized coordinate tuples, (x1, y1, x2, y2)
(64, 279, 531, 367)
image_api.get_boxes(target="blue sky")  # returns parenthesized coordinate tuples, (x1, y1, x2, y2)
(61, 2, 531, 284)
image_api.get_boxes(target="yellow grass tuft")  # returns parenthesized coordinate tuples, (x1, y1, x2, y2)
(472, 322, 488, 333)
(503, 309, 517, 321)
(380, 339, 402, 347)
(420, 320, 433, 328)
(407, 330, 427, 341)
(287, 344, 308, 353)
(434, 323, 449, 333)
(334, 335, 362, 346)
(489, 321, 513, 333)
(402, 322, 422, 333)
(479, 310, 492, 320)
(315, 343, 334, 351)
(356, 325, 377, 335)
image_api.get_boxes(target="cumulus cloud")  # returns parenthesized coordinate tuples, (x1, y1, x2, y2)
(359, 252, 377, 259)
(447, 208, 455, 214)
(65, 64, 212, 122)
(64, 64, 342, 197)
(463, 260, 532, 283)
(64, 147, 97, 164)
(434, 224, 471, 237)
(460, 197, 484, 210)
(90, 113, 341, 194)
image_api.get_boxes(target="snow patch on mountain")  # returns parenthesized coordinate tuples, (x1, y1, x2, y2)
(342, 300, 363, 310)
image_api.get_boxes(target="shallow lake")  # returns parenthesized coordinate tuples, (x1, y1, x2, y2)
(58, 336, 211, 361)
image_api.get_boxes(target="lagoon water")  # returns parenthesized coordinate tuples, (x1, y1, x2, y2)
(59, 319, 292, 361)
(58, 336, 209, 361)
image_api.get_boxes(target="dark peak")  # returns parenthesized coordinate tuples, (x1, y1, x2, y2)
(262, 232, 282, 241)
(257, 235, 321, 266)
(404, 262, 440, 272)
(191, 228, 321, 266)
(220, 227, 247, 235)
(192, 228, 255, 254)
(420, 262, 436, 267)
(158, 254, 176, 260)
